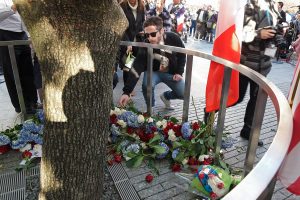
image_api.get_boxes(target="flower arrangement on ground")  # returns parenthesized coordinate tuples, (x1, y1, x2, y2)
(0, 110, 44, 169)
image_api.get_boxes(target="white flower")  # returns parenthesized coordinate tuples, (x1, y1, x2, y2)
(156, 121, 162, 128)
(117, 120, 127, 128)
(110, 110, 114, 115)
(168, 129, 175, 136)
(114, 107, 121, 115)
(132, 134, 139, 140)
(182, 158, 189, 165)
(33, 144, 42, 152)
(120, 109, 127, 114)
(168, 133, 177, 142)
(162, 119, 168, 128)
(198, 154, 209, 162)
(141, 142, 147, 149)
(154, 131, 159, 135)
(19, 144, 32, 152)
(147, 117, 154, 123)
(137, 115, 145, 123)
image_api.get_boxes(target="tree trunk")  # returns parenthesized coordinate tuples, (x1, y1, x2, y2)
(15, 0, 127, 199)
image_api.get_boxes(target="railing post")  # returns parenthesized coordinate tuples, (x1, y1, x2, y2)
(214, 67, 232, 164)
(182, 55, 193, 122)
(244, 87, 268, 176)
(146, 47, 153, 115)
(8, 44, 26, 121)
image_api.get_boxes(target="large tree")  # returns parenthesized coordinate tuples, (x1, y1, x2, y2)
(14, 0, 127, 199)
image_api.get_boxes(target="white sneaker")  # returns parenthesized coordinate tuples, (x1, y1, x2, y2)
(160, 94, 175, 110)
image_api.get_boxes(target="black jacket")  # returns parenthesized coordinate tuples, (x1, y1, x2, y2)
(120, 2, 145, 42)
(241, 0, 280, 76)
(123, 32, 186, 95)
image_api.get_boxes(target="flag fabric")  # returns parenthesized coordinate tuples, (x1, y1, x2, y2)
(278, 56, 300, 195)
(176, 14, 184, 33)
(205, 0, 246, 112)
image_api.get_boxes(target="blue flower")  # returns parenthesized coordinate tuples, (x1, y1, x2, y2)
(36, 110, 45, 123)
(0, 135, 10, 146)
(125, 144, 140, 154)
(111, 124, 121, 137)
(145, 122, 156, 134)
(118, 111, 140, 128)
(172, 148, 179, 159)
(181, 122, 191, 139)
(156, 142, 169, 159)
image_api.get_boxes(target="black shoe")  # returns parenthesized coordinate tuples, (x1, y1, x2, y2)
(240, 126, 264, 147)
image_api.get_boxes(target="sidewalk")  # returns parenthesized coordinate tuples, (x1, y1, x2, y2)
(0, 38, 299, 199)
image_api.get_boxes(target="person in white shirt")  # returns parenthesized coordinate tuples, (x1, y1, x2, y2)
(0, 0, 37, 114)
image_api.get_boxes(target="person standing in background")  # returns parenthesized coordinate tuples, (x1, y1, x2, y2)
(167, 0, 186, 35)
(0, 0, 37, 114)
(119, 0, 145, 94)
(147, 0, 172, 32)
(277, 1, 286, 24)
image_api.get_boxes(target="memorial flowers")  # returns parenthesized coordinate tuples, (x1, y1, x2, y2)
(108, 107, 234, 172)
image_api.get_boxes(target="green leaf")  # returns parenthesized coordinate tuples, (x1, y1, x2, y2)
(172, 141, 183, 149)
(169, 117, 179, 124)
(148, 134, 161, 144)
(126, 155, 144, 168)
(174, 152, 185, 162)
(152, 145, 167, 154)
(146, 160, 160, 175)
(126, 151, 138, 158)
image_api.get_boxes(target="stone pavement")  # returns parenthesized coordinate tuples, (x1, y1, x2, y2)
(0, 37, 299, 199)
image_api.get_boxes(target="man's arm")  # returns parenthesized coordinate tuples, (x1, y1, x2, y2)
(174, 35, 186, 75)
(0, 4, 16, 21)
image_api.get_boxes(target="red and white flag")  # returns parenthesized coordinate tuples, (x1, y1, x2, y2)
(205, 0, 247, 112)
(278, 57, 300, 195)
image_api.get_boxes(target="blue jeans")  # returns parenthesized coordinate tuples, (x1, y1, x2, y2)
(142, 71, 185, 106)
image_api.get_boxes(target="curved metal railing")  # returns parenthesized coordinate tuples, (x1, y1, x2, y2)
(0, 40, 293, 199)
(120, 41, 293, 199)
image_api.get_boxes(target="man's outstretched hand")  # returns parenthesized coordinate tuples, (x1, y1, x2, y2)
(118, 94, 130, 107)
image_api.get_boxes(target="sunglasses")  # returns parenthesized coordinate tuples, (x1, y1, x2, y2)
(144, 30, 159, 38)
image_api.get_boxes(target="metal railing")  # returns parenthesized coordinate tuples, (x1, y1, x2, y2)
(120, 41, 293, 199)
(1, 40, 293, 199)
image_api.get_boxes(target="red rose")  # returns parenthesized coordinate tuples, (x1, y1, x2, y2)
(145, 174, 154, 183)
(150, 126, 157, 133)
(110, 114, 118, 124)
(188, 157, 200, 166)
(172, 163, 182, 172)
(198, 173, 205, 179)
(146, 133, 154, 141)
(166, 122, 174, 129)
(163, 128, 169, 138)
(210, 192, 218, 200)
(192, 122, 200, 130)
(127, 127, 134, 135)
(173, 125, 182, 137)
(217, 182, 224, 189)
(107, 160, 114, 166)
(114, 154, 122, 163)
(22, 150, 32, 159)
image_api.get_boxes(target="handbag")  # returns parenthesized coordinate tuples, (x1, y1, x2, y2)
(123, 52, 135, 72)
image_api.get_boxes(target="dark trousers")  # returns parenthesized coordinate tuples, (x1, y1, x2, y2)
(0, 29, 37, 109)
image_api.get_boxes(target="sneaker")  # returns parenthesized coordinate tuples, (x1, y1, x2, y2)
(240, 126, 263, 147)
(160, 93, 175, 110)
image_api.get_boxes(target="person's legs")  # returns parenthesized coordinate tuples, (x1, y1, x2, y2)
(142, 71, 161, 106)
(161, 73, 185, 100)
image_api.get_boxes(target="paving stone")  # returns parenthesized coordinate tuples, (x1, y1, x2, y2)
(143, 186, 185, 200)
(271, 191, 289, 200)
(138, 184, 164, 199)
(169, 191, 200, 200)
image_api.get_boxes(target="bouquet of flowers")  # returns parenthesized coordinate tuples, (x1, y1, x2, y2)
(108, 107, 235, 173)
(0, 110, 44, 169)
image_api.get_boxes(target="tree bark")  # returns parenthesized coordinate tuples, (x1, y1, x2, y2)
(15, 0, 127, 199)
